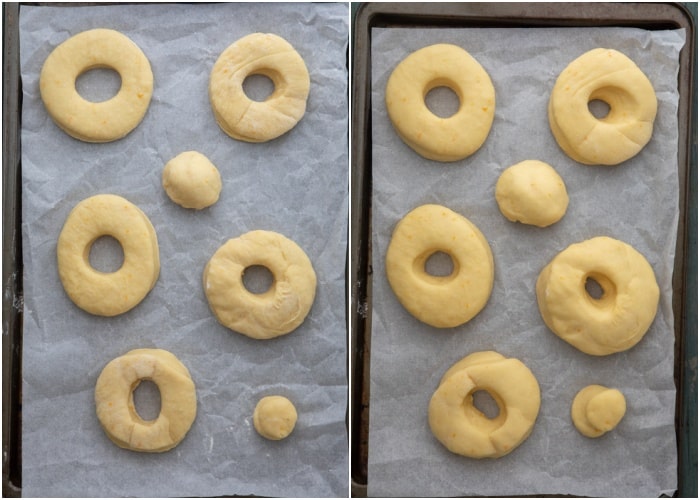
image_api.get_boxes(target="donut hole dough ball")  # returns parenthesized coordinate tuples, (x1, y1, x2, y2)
(385, 43, 495, 162)
(209, 33, 310, 143)
(253, 396, 297, 440)
(548, 48, 657, 165)
(162, 151, 222, 209)
(39, 28, 153, 143)
(571, 385, 626, 438)
(536, 236, 660, 355)
(385, 204, 494, 328)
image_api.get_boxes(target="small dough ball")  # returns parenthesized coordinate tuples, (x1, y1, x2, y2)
(253, 396, 297, 440)
(162, 151, 222, 209)
(495, 160, 568, 227)
(571, 385, 626, 438)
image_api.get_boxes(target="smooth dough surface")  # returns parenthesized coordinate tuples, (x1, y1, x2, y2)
(571, 385, 626, 438)
(162, 151, 222, 209)
(253, 395, 297, 440)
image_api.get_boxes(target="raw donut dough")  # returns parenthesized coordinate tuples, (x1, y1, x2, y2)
(209, 33, 310, 142)
(571, 385, 626, 438)
(95, 348, 197, 452)
(162, 151, 222, 209)
(536, 236, 660, 355)
(385, 204, 494, 328)
(548, 48, 657, 165)
(57, 194, 160, 316)
(39, 28, 153, 143)
(385, 43, 495, 162)
(495, 160, 569, 227)
(253, 395, 297, 440)
(203, 230, 316, 339)
(429, 351, 541, 458)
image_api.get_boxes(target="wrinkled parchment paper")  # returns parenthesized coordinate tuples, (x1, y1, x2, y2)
(369, 27, 685, 497)
(19, 3, 348, 497)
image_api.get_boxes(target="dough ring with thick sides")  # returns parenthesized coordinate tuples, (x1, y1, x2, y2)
(95, 348, 197, 453)
(429, 351, 541, 459)
(385, 204, 494, 328)
(203, 230, 317, 339)
(40, 28, 153, 143)
(209, 33, 310, 142)
(57, 194, 160, 317)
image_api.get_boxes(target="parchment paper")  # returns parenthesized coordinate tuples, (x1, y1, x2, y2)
(369, 27, 685, 497)
(19, 3, 348, 497)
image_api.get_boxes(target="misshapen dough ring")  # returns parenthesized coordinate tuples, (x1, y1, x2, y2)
(40, 28, 153, 143)
(203, 230, 316, 339)
(57, 194, 160, 317)
(385, 204, 494, 328)
(209, 33, 310, 142)
(548, 48, 657, 165)
(571, 384, 626, 438)
(536, 236, 660, 355)
(253, 395, 297, 440)
(385, 43, 495, 162)
(95, 348, 197, 452)
(429, 351, 541, 458)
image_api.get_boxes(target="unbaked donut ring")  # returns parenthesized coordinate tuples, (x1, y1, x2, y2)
(39, 28, 153, 143)
(385, 43, 495, 162)
(536, 236, 660, 355)
(428, 351, 541, 458)
(57, 194, 160, 317)
(385, 204, 494, 328)
(95, 348, 197, 453)
(203, 230, 316, 339)
(209, 33, 310, 142)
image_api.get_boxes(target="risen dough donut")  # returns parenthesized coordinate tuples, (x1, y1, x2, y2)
(162, 151, 222, 209)
(385, 43, 495, 162)
(203, 230, 316, 339)
(95, 348, 197, 452)
(571, 385, 626, 438)
(385, 204, 494, 328)
(57, 194, 160, 316)
(536, 236, 660, 355)
(548, 48, 657, 165)
(253, 395, 297, 440)
(429, 351, 540, 458)
(39, 28, 153, 143)
(209, 33, 310, 142)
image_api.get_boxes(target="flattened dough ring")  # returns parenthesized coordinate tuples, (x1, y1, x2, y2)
(536, 236, 660, 355)
(385, 204, 494, 328)
(203, 230, 317, 339)
(385, 43, 495, 162)
(429, 351, 541, 458)
(57, 194, 160, 317)
(40, 28, 153, 142)
(209, 33, 310, 142)
(95, 348, 197, 452)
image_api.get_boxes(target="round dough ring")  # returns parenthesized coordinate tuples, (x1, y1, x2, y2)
(385, 43, 495, 162)
(39, 28, 153, 143)
(203, 230, 317, 339)
(385, 204, 494, 328)
(95, 348, 197, 453)
(57, 194, 160, 317)
(209, 33, 310, 142)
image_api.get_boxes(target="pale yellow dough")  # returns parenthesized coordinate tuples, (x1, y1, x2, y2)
(571, 385, 626, 438)
(203, 230, 317, 339)
(209, 33, 310, 142)
(162, 151, 222, 209)
(385, 204, 494, 328)
(385, 43, 495, 162)
(536, 236, 660, 355)
(548, 48, 657, 165)
(95, 348, 197, 452)
(40, 28, 153, 143)
(428, 351, 540, 458)
(253, 396, 297, 440)
(57, 194, 160, 317)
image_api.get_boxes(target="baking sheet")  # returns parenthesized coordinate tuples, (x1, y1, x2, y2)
(368, 26, 685, 497)
(19, 3, 348, 497)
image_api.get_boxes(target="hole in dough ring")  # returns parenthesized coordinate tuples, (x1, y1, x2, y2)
(536, 236, 660, 355)
(39, 28, 153, 143)
(209, 33, 310, 143)
(385, 204, 494, 328)
(56, 194, 160, 317)
(203, 230, 317, 339)
(428, 351, 541, 458)
(95, 348, 197, 453)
